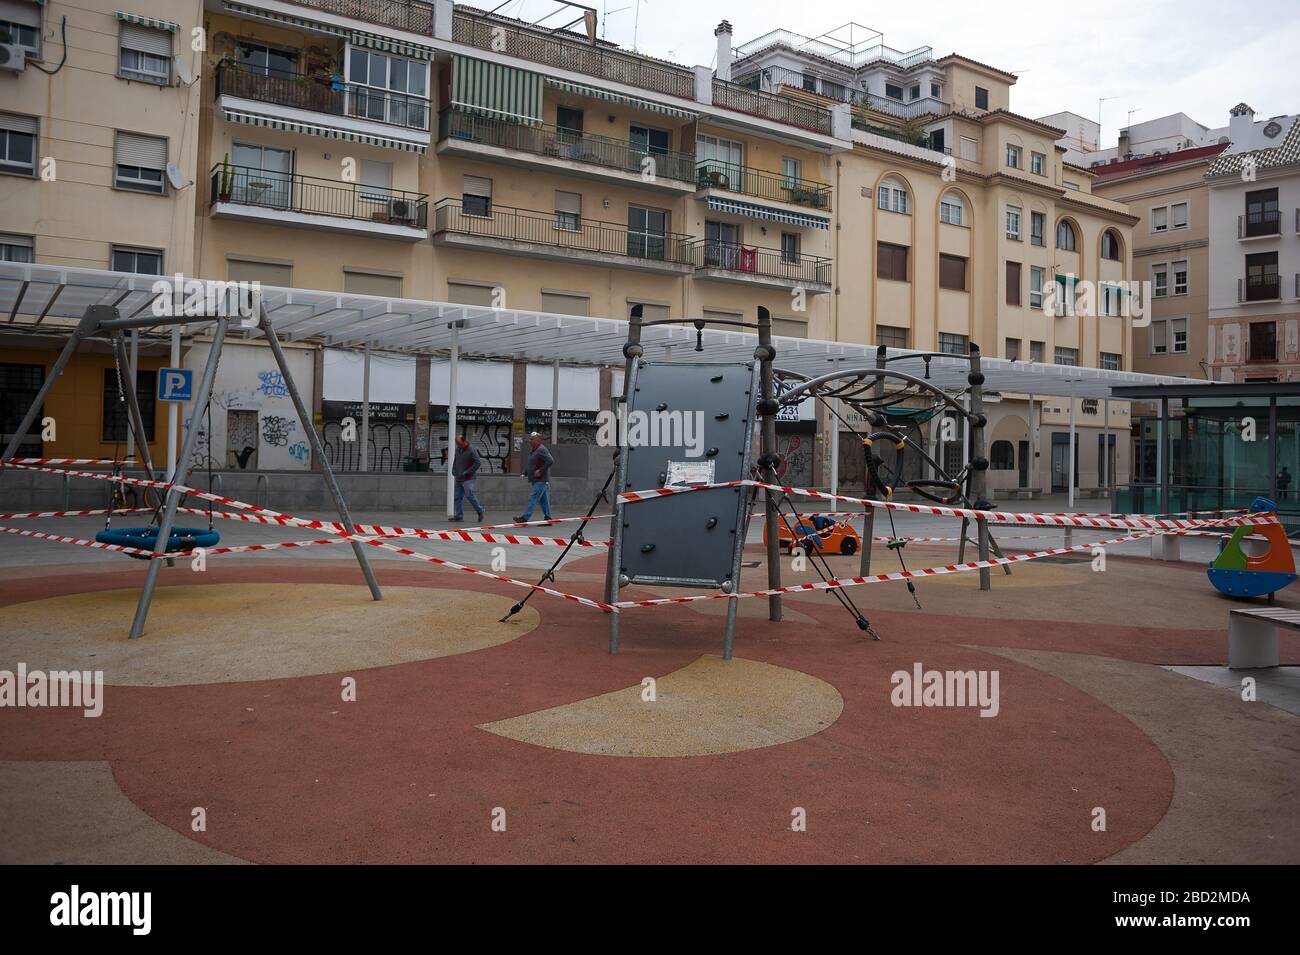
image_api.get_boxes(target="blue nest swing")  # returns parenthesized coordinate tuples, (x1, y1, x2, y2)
(95, 525, 220, 559)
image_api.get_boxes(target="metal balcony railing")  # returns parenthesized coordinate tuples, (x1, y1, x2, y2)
(711, 77, 834, 135)
(1239, 210, 1282, 238)
(690, 239, 831, 286)
(695, 159, 831, 212)
(1239, 275, 1281, 302)
(432, 199, 694, 265)
(451, 9, 695, 99)
(215, 60, 431, 131)
(851, 89, 945, 120)
(211, 164, 428, 229)
(438, 109, 696, 183)
(284, 0, 434, 34)
(733, 28, 932, 70)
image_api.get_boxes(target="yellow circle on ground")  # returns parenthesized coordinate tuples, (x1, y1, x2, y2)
(1, 584, 538, 687)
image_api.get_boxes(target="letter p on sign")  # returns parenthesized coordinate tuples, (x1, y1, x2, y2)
(158, 368, 193, 402)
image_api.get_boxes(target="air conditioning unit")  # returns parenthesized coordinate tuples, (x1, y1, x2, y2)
(0, 45, 28, 72)
(388, 198, 415, 224)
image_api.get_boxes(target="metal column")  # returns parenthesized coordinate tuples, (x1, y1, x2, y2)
(166, 326, 181, 480)
(445, 324, 459, 518)
(968, 345, 991, 591)
(551, 359, 560, 445)
(758, 307, 783, 623)
(607, 306, 643, 654)
(1068, 378, 1077, 510)
(361, 341, 371, 473)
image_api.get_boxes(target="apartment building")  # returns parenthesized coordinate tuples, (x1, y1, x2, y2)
(1, 2, 1139, 493)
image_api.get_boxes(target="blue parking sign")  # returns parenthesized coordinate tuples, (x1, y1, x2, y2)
(157, 368, 193, 402)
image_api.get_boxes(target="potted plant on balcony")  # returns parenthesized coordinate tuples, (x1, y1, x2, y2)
(218, 153, 234, 203)
(698, 166, 729, 190)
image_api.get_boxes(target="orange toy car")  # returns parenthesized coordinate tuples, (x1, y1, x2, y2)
(765, 513, 861, 556)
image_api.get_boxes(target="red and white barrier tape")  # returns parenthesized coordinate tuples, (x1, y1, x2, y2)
(3, 457, 136, 467)
(0, 525, 156, 557)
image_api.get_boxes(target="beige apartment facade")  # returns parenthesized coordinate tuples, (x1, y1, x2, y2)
(2, 0, 1139, 493)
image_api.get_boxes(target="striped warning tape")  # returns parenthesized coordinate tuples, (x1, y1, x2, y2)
(3, 457, 136, 467)
(0, 525, 156, 557)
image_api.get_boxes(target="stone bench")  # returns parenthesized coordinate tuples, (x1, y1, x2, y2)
(1228, 607, 1299, 668)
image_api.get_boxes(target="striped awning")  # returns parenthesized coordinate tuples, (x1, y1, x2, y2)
(547, 79, 696, 119)
(115, 10, 177, 31)
(351, 31, 433, 61)
(220, 2, 348, 37)
(221, 108, 427, 153)
(451, 55, 542, 125)
(705, 196, 830, 230)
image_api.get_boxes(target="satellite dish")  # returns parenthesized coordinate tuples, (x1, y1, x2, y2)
(175, 58, 193, 85)
(165, 163, 189, 190)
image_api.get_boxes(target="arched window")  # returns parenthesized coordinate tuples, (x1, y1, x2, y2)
(877, 176, 910, 215)
(990, 440, 1015, 470)
(939, 191, 964, 226)
(1056, 219, 1077, 251)
(1101, 229, 1121, 260)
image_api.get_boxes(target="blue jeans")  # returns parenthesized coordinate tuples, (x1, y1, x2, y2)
(454, 479, 483, 519)
(520, 480, 551, 521)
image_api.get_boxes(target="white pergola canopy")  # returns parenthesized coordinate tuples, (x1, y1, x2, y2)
(0, 263, 1196, 399)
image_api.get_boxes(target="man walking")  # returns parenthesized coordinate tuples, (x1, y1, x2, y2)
(450, 433, 484, 523)
(515, 431, 554, 523)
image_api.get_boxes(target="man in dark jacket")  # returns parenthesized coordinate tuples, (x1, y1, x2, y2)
(450, 433, 484, 523)
(515, 432, 554, 522)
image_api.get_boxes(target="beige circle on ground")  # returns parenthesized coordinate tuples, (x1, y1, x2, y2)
(1, 584, 538, 687)
(479, 654, 843, 757)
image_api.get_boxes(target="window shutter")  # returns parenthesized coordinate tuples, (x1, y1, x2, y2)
(539, 291, 589, 316)
(555, 191, 581, 215)
(227, 259, 291, 286)
(446, 282, 496, 306)
(0, 0, 40, 28)
(1006, 261, 1021, 306)
(120, 22, 172, 57)
(114, 131, 167, 169)
(360, 160, 392, 191)
(0, 111, 38, 135)
(629, 302, 669, 322)
(463, 175, 491, 198)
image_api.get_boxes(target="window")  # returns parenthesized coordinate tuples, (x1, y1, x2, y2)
(1100, 352, 1121, 371)
(462, 175, 492, 217)
(628, 206, 668, 260)
(1054, 347, 1078, 366)
(111, 247, 162, 275)
(102, 367, 157, 442)
(555, 191, 581, 231)
(1244, 188, 1280, 237)
(1, 1, 41, 58)
(1006, 205, 1021, 240)
(990, 440, 1014, 470)
(1006, 261, 1021, 306)
(230, 143, 293, 207)
(1029, 267, 1044, 309)
(1101, 230, 1121, 260)
(909, 84, 920, 100)
(876, 242, 909, 281)
(1031, 152, 1045, 176)
(0, 233, 33, 262)
(780, 157, 801, 189)
(1005, 338, 1020, 361)
(939, 194, 964, 226)
(801, 74, 817, 92)
(629, 124, 670, 157)
(358, 158, 393, 202)
(1151, 206, 1169, 233)
(939, 254, 967, 291)
(1173, 259, 1188, 295)
(930, 82, 940, 98)
(113, 132, 167, 194)
(1030, 211, 1045, 246)
(539, 291, 590, 316)
(876, 325, 908, 348)
(1170, 202, 1188, 229)
(697, 134, 743, 187)
(939, 333, 968, 356)
(347, 49, 429, 128)
(1245, 251, 1279, 301)
(1005, 144, 1021, 169)
(886, 82, 904, 100)
(1151, 320, 1167, 354)
(119, 22, 172, 84)
(0, 111, 37, 176)
(446, 281, 497, 307)
(1030, 340, 1044, 362)
(780, 232, 800, 264)
(236, 40, 298, 76)
(227, 258, 291, 286)
(556, 106, 584, 134)
(1249, 321, 1277, 361)
(1153, 264, 1168, 298)
(877, 178, 910, 214)
(1056, 220, 1076, 251)
(959, 136, 978, 162)
(975, 86, 989, 110)
(343, 270, 402, 296)
(1171, 318, 1187, 354)
(1100, 283, 1121, 317)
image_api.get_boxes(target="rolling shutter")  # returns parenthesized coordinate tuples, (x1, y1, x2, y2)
(114, 131, 166, 169)
(120, 22, 172, 57)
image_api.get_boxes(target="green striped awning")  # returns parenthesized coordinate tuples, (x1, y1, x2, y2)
(546, 79, 697, 119)
(451, 55, 542, 125)
(705, 196, 829, 230)
(220, 2, 349, 37)
(116, 10, 177, 31)
(351, 31, 433, 61)
(221, 108, 427, 153)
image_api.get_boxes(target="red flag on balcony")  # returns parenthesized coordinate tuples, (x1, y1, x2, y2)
(740, 246, 757, 272)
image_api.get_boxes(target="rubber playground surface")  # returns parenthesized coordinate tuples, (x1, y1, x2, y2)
(2, 520, 1299, 866)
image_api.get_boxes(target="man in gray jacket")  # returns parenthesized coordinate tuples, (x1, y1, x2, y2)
(450, 433, 484, 523)
(515, 432, 554, 522)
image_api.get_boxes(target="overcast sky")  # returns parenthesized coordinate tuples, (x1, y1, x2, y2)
(501, 0, 1300, 147)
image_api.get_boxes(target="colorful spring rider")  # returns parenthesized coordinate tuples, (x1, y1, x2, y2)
(1207, 497, 1297, 599)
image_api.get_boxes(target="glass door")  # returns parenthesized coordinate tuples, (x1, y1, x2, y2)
(231, 143, 293, 209)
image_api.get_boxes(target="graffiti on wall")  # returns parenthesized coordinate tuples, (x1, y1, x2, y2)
(261, 415, 296, 447)
(775, 433, 812, 487)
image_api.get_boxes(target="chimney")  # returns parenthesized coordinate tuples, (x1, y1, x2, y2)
(1228, 102, 1255, 152)
(715, 20, 733, 82)
(1117, 128, 1130, 159)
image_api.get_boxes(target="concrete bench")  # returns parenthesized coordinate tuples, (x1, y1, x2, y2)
(1228, 608, 1298, 668)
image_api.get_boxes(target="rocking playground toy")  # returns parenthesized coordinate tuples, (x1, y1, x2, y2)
(1207, 496, 1297, 599)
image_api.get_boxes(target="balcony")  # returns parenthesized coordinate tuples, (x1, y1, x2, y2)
(436, 109, 696, 192)
(690, 239, 831, 293)
(284, 0, 434, 33)
(1239, 275, 1281, 303)
(711, 78, 834, 136)
(215, 60, 432, 149)
(852, 90, 946, 121)
(695, 159, 831, 217)
(209, 164, 428, 240)
(1239, 211, 1282, 239)
(451, 9, 695, 99)
(431, 199, 694, 273)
